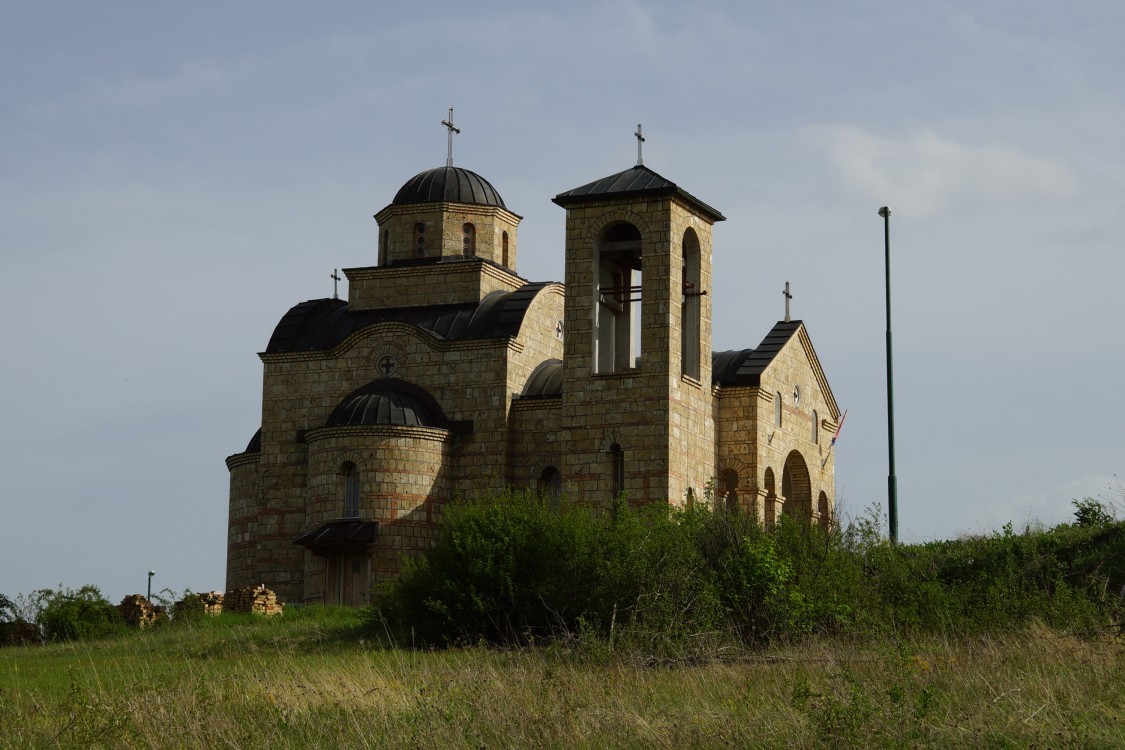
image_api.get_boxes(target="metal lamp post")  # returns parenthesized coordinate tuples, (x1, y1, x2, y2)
(879, 206, 899, 544)
(147, 570, 155, 602)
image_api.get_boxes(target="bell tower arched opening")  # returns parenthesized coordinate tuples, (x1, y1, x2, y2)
(681, 227, 701, 379)
(595, 223, 642, 373)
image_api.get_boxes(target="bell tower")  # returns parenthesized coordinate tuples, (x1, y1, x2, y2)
(552, 156, 725, 506)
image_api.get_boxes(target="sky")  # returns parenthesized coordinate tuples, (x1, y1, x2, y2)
(3, 1, 1124, 603)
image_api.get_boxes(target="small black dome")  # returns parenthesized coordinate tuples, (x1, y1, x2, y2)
(392, 166, 507, 209)
(328, 390, 435, 428)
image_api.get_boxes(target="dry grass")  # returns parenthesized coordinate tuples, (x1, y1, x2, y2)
(1, 618, 1122, 749)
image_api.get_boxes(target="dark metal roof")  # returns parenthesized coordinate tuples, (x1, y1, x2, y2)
(325, 378, 473, 434)
(293, 519, 377, 549)
(265, 283, 553, 354)
(243, 428, 262, 453)
(552, 165, 725, 222)
(392, 166, 507, 209)
(520, 358, 563, 398)
(712, 320, 802, 387)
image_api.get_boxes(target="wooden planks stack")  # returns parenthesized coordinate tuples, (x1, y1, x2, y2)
(172, 591, 224, 620)
(117, 595, 166, 628)
(224, 584, 284, 616)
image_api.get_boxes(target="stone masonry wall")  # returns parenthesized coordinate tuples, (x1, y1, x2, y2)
(224, 452, 261, 593)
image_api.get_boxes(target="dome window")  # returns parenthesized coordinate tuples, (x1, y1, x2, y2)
(413, 223, 426, 257)
(462, 223, 476, 257)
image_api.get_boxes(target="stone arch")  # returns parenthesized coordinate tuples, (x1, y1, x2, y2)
(782, 450, 812, 519)
(581, 208, 657, 247)
(719, 467, 740, 513)
(818, 490, 831, 529)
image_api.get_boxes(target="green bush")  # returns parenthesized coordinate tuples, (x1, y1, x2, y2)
(34, 585, 124, 642)
(372, 491, 1125, 650)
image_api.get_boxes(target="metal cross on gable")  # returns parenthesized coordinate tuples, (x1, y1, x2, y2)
(331, 269, 341, 300)
(783, 281, 792, 322)
(634, 123, 645, 167)
(441, 106, 460, 167)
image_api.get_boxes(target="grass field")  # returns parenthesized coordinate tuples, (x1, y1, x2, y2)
(2, 606, 1123, 749)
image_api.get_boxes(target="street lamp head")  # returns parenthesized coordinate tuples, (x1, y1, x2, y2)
(878, 206, 891, 218)
(148, 570, 155, 577)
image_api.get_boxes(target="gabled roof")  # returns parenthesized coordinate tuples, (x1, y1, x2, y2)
(712, 320, 803, 386)
(712, 319, 840, 419)
(552, 165, 725, 223)
(264, 282, 554, 354)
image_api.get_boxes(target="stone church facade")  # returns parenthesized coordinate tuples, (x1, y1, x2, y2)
(226, 146, 841, 606)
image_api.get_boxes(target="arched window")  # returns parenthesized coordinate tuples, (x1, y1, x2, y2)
(610, 443, 625, 500)
(502, 231, 509, 266)
(681, 229, 701, 379)
(538, 466, 563, 509)
(342, 462, 360, 518)
(775, 392, 783, 426)
(764, 467, 777, 525)
(413, 222, 426, 257)
(812, 410, 819, 444)
(462, 222, 476, 257)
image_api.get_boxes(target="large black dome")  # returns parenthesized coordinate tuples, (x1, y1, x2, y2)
(392, 166, 507, 209)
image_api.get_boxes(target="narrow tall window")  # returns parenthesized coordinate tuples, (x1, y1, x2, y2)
(380, 230, 388, 265)
(610, 443, 625, 500)
(775, 392, 783, 426)
(812, 410, 819, 444)
(681, 229, 701, 379)
(502, 231, 509, 266)
(343, 463, 360, 518)
(413, 223, 426, 257)
(462, 222, 476, 257)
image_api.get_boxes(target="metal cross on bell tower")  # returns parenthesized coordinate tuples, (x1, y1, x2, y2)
(634, 123, 645, 167)
(441, 106, 460, 167)
(783, 281, 792, 322)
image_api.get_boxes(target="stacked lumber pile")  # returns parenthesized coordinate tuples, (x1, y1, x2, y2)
(225, 585, 283, 616)
(117, 595, 166, 628)
(172, 591, 224, 620)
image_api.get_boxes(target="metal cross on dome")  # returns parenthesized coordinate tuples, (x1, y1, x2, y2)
(331, 269, 341, 300)
(441, 106, 460, 167)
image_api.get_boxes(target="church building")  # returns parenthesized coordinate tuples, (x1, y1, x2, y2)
(225, 120, 841, 606)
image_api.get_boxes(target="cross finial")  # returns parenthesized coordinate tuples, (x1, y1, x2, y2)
(441, 106, 460, 167)
(783, 281, 792, 322)
(331, 269, 341, 300)
(634, 123, 645, 167)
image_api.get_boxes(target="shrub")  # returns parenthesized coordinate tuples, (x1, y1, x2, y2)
(372, 490, 1125, 650)
(34, 585, 124, 642)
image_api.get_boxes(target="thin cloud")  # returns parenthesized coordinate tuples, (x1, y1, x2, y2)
(806, 125, 1082, 217)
